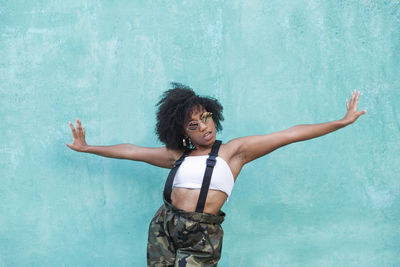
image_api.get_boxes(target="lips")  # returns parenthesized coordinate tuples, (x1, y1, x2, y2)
(204, 131, 213, 141)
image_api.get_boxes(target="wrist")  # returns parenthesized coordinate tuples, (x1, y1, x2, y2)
(81, 145, 90, 153)
(339, 118, 352, 127)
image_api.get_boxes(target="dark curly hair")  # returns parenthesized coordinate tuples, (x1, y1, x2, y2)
(155, 82, 224, 150)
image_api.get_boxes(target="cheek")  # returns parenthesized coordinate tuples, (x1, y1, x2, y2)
(211, 121, 216, 131)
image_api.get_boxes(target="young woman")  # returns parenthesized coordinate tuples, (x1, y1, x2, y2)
(67, 83, 366, 266)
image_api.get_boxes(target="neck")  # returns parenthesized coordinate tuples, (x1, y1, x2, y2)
(192, 142, 214, 152)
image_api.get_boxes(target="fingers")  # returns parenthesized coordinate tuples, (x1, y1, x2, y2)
(76, 118, 85, 137)
(68, 118, 85, 140)
(68, 121, 77, 139)
(351, 89, 356, 105)
(353, 90, 360, 104)
(351, 90, 356, 108)
(346, 90, 356, 109)
(348, 89, 361, 108)
(344, 90, 366, 123)
(358, 110, 367, 116)
(76, 118, 82, 132)
(354, 91, 360, 110)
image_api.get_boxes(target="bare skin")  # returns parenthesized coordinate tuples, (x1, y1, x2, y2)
(67, 90, 366, 215)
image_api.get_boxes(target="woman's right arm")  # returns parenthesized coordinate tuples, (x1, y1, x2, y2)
(66, 118, 178, 169)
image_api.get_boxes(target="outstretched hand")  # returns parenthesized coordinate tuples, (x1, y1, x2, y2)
(66, 118, 88, 152)
(342, 89, 367, 125)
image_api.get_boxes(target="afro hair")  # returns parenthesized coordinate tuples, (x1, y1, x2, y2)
(155, 82, 224, 150)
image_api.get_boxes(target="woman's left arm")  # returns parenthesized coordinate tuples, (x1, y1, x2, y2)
(228, 90, 367, 165)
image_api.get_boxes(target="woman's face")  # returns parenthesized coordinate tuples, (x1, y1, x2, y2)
(184, 106, 216, 149)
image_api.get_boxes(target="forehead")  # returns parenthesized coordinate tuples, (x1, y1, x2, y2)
(188, 105, 207, 119)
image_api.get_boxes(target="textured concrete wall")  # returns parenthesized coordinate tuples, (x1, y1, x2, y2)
(1, 0, 399, 266)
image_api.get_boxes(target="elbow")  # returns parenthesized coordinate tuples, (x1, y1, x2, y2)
(280, 128, 300, 144)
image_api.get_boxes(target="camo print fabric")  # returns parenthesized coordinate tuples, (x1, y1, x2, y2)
(147, 196, 226, 267)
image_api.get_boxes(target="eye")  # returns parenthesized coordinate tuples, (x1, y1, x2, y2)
(187, 122, 198, 130)
(202, 112, 212, 122)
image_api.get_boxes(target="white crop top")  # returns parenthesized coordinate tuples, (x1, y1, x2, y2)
(172, 155, 235, 199)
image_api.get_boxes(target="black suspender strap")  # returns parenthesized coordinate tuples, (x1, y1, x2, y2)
(163, 140, 223, 214)
(163, 148, 192, 204)
(195, 140, 222, 213)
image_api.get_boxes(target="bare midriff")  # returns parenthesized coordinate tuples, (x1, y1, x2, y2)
(171, 187, 227, 215)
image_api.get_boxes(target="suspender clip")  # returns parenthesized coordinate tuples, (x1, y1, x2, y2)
(206, 157, 216, 167)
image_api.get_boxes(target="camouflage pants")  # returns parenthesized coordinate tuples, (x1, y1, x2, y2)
(147, 196, 226, 267)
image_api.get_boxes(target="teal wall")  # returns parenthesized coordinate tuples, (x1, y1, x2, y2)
(1, 0, 399, 266)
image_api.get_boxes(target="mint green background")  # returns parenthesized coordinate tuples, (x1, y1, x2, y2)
(1, 1, 399, 266)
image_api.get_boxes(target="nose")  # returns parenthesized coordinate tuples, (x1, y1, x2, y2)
(198, 121, 207, 131)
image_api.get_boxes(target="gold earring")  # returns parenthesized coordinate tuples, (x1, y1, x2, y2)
(183, 138, 187, 147)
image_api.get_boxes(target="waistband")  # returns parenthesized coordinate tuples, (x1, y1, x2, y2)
(162, 195, 225, 225)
